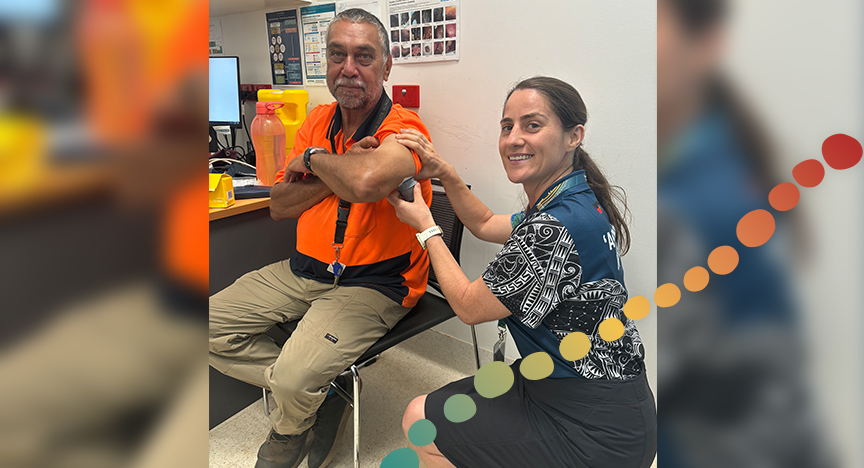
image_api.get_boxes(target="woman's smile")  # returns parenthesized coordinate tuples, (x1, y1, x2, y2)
(507, 153, 534, 162)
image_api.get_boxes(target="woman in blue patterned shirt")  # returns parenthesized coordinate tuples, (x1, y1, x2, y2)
(388, 76, 656, 468)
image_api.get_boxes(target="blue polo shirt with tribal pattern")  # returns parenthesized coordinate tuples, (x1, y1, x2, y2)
(482, 170, 645, 380)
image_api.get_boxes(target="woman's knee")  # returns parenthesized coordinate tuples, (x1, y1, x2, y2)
(402, 395, 428, 437)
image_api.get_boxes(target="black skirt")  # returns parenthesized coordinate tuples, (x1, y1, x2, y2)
(425, 361, 657, 468)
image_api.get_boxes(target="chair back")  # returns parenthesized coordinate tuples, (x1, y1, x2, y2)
(427, 179, 468, 294)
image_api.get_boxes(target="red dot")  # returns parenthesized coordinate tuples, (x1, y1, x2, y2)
(768, 183, 799, 211)
(822, 134, 862, 170)
(792, 159, 825, 188)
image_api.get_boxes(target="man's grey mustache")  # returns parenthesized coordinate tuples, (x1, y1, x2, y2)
(335, 80, 366, 89)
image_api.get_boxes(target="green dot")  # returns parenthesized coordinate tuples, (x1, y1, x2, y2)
(473, 361, 514, 398)
(520, 352, 554, 380)
(407, 419, 437, 446)
(380, 447, 419, 468)
(443, 394, 476, 423)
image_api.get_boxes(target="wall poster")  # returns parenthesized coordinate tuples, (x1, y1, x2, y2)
(387, 0, 459, 63)
(300, 4, 336, 85)
(266, 9, 304, 85)
(209, 19, 223, 55)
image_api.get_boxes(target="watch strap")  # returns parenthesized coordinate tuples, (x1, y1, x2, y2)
(416, 225, 443, 249)
(304, 147, 325, 173)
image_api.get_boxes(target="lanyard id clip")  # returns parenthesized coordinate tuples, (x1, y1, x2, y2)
(492, 320, 507, 362)
(327, 243, 346, 286)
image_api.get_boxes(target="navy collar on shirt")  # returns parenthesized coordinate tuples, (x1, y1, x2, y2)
(326, 89, 392, 154)
(526, 170, 589, 217)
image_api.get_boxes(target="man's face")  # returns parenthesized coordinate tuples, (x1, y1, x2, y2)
(326, 20, 392, 110)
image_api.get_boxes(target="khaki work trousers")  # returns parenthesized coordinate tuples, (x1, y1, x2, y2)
(209, 260, 411, 435)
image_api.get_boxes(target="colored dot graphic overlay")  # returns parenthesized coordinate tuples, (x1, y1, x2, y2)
(381, 134, 862, 467)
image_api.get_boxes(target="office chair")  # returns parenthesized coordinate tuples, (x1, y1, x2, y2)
(265, 179, 479, 468)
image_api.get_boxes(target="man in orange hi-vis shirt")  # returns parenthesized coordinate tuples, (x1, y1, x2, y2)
(209, 9, 433, 468)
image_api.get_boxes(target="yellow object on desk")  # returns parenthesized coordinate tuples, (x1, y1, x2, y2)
(209, 173, 235, 208)
(257, 89, 309, 153)
(0, 114, 46, 196)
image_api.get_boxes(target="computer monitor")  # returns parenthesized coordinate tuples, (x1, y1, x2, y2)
(209, 56, 242, 127)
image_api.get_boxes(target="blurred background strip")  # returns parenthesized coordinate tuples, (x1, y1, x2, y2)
(0, 0, 207, 467)
(658, 0, 862, 467)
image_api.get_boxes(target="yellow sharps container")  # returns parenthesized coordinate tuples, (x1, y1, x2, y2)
(256, 89, 309, 157)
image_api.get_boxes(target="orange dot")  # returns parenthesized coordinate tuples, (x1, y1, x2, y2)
(792, 159, 825, 188)
(737, 209, 776, 247)
(623, 296, 650, 320)
(683, 266, 709, 292)
(654, 283, 681, 308)
(768, 183, 799, 211)
(598, 318, 625, 341)
(707, 245, 739, 275)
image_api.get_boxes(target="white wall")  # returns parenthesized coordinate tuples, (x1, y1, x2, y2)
(214, 1, 657, 392)
(725, 1, 863, 465)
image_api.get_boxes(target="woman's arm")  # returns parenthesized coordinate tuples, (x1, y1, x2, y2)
(423, 235, 511, 325)
(388, 186, 510, 325)
(436, 169, 514, 245)
(396, 129, 512, 244)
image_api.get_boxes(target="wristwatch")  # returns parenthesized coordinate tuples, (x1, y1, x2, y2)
(303, 146, 326, 173)
(416, 225, 443, 249)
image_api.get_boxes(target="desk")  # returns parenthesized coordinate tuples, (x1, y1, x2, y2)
(209, 197, 298, 294)
(209, 198, 271, 221)
(1, 164, 111, 218)
(0, 164, 152, 344)
(209, 196, 297, 427)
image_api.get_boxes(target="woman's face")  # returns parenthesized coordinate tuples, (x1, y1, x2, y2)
(499, 89, 581, 191)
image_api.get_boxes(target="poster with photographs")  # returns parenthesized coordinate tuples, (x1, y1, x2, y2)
(387, 0, 459, 63)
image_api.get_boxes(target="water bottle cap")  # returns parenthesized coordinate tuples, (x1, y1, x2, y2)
(256, 101, 285, 114)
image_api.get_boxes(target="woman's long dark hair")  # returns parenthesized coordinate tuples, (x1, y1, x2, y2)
(506, 76, 631, 255)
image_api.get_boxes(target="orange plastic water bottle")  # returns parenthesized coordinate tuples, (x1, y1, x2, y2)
(251, 101, 287, 186)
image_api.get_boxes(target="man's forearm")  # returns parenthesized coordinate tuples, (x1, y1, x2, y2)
(307, 152, 373, 202)
(286, 136, 416, 203)
(310, 151, 404, 203)
(270, 177, 333, 220)
(296, 136, 417, 203)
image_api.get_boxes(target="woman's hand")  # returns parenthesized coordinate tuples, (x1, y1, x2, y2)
(395, 129, 452, 181)
(387, 184, 436, 232)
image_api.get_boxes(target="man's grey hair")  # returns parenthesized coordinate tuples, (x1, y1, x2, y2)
(327, 8, 390, 59)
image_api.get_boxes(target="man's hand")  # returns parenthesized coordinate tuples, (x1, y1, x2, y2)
(285, 155, 309, 175)
(282, 170, 306, 183)
(346, 136, 380, 154)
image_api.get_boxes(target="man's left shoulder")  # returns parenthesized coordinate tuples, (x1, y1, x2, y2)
(382, 104, 429, 135)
